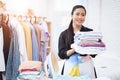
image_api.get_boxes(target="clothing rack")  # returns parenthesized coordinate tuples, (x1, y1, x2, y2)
(0, 13, 51, 79)
(0, 13, 47, 24)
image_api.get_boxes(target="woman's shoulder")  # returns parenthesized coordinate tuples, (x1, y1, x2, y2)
(81, 25, 93, 31)
(60, 29, 68, 35)
(59, 29, 69, 39)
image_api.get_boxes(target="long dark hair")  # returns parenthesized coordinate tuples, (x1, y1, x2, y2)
(66, 5, 86, 47)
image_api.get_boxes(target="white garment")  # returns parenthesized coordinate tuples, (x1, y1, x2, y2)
(0, 27, 5, 71)
(8, 17, 28, 62)
(44, 52, 59, 78)
(71, 31, 105, 55)
(74, 31, 102, 42)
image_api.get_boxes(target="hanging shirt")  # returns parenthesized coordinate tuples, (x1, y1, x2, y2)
(25, 20, 39, 61)
(33, 23, 42, 61)
(0, 21, 11, 66)
(19, 19, 32, 60)
(8, 17, 28, 62)
(0, 27, 5, 71)
(39, 20, 50, 42)
(6, 28, 20, 80)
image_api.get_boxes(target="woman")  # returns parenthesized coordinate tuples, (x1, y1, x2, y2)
(58, 5, 97, 78)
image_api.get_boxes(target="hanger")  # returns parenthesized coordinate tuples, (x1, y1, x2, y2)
(5, 14, 9, 24)
(18, 15, 22, 20)
(0, 13, 3, 22)
(0, 14, 2, 22)
(34, 16, 36, 23)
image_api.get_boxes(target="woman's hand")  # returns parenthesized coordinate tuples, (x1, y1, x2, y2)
(66, 48, 75, 57)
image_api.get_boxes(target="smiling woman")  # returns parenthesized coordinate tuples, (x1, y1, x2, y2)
(58, 5, 97, 78)
(0, 0, 119, 80)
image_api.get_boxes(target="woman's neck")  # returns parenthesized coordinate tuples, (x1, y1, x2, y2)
(73, 24, 82, 33)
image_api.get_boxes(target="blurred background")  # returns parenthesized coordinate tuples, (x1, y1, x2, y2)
(1, 0, 120, 58)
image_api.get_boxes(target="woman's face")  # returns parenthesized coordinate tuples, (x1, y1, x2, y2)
(72, 8, 86, 27)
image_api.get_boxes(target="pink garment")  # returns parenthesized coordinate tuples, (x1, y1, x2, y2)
(82, 55, 91, 62)
(20, 69, 38, 73)
(80, 42, 105, 47)
(19, 61, 42, 73)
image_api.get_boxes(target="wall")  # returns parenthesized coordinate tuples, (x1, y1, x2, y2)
(3, 0, 47, 16)
(87, 0, 101, 31)
(101, 0, 120, 56)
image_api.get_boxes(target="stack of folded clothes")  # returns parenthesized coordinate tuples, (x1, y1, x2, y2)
(71, 31, 106, 55)
(17, 61, 50, 80)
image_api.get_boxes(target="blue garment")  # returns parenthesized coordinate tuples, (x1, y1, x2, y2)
(67, 53, 82, 76)
(24, 20, 39, 61)
(68, 53, 82, 66)
(6, 28, 20, 80)
(52, 74, 92, 80)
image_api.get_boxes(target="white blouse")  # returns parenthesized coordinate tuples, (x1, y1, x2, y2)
(0, 27, 5, 71)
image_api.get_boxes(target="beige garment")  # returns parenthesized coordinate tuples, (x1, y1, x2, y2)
(40, 28, 45, 44)
(19, 19, 32, 60)
(51, 52, 59, 73)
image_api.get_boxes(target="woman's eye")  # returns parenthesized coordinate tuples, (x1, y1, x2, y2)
(76, 13, 80, 16)
(81, 13, 85, 16)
